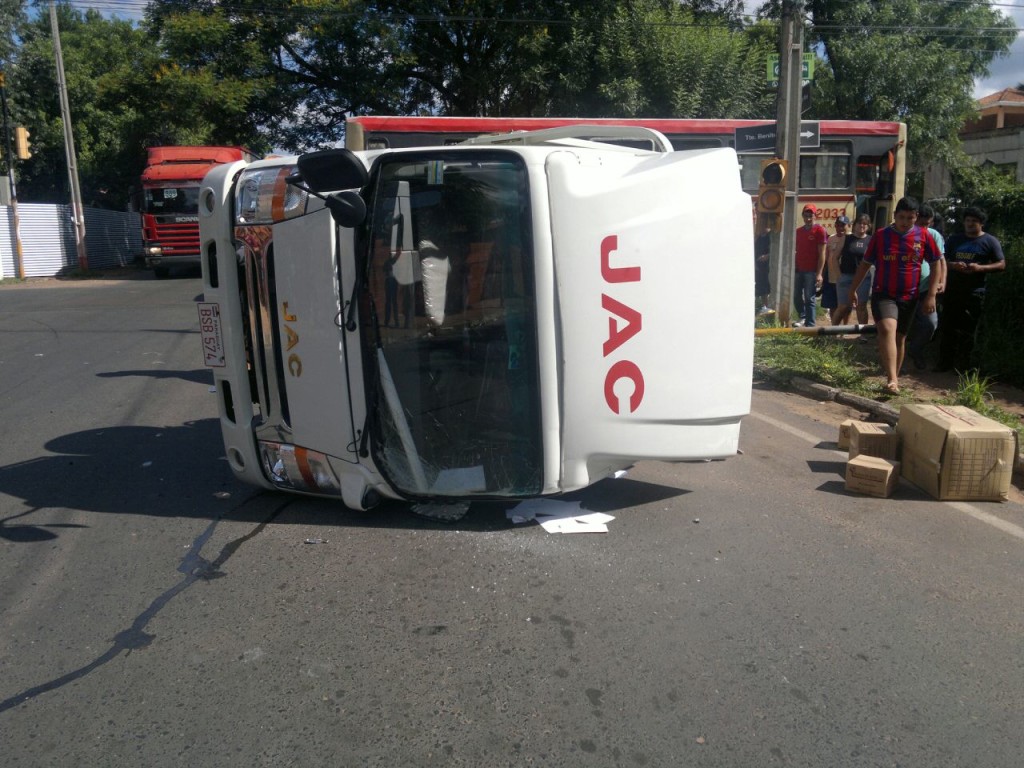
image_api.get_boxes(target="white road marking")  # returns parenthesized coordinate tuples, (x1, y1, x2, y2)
(947, 502, 1024, 541)
(748, 409, 1024, 542)
(747, 411, 836, 448)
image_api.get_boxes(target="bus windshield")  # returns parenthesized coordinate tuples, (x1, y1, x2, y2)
(143, 186, 200, 215)
(363, 152, 543, 498)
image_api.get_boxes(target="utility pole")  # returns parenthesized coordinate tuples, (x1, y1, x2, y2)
(0, 71, 25, 279)
(771, 0, 805, 326)
(50, 1, 88, 271)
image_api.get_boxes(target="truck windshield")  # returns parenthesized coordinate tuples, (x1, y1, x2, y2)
(143, 186, 200, 215)
(363, 151, 542, 498)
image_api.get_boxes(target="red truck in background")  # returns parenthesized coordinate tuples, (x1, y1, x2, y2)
(140, 146, 256, 277)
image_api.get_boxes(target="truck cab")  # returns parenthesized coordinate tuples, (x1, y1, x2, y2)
(198, 128, 754, 509)
(141, 146, 254, 277)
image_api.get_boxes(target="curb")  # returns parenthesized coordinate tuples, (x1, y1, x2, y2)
(789, 376, 900, 425)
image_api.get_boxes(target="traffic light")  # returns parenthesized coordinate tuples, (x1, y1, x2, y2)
(14, 126, 31, 160)
(757, 158, 787, 216)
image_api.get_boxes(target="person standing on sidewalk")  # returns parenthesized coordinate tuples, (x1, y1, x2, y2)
(754, 217, 773, 313)
(847, 197, 942, 394)
(824, 214, 849, 324)
(904, 204, 946, 369)
(935, 206, 1005, 372)
(794, 204, 827, 326)
(833, 214, 873, 327)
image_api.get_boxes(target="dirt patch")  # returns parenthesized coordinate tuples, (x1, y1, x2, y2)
(845, 338, 1024, 424)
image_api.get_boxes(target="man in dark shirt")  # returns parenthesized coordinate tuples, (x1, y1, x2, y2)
(935, 207, 1005, 372)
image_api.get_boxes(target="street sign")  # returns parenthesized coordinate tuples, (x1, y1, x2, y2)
(734, 123, 777, 152)
(767, 53, 815, 85)
(734, 121, 820, 152)
(798, 121, 820, 148)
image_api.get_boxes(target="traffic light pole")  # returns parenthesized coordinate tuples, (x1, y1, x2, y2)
(771, 0, 804, 326)
(50, 2, 88, 271)
(0, 71, 25, 279)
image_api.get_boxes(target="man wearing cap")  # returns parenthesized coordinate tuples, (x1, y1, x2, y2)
(794, 204, 828, 326)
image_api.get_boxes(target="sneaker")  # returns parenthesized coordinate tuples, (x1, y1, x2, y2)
(758, 306, 774, 316)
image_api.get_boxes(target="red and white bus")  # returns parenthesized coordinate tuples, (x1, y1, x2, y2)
(345, 116, 907, 232)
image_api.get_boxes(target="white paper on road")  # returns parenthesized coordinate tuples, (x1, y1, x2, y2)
(507, 499, 615, 533)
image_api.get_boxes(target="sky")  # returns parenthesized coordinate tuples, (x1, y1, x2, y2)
(70, 0, 1023, 99)
(972, 4, 1024, 97)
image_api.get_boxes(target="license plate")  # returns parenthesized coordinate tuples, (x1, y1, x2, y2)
(197, 302, 226, 367)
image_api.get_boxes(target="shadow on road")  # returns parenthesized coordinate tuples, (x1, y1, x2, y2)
(97, 368, 212, 386)
(0, 414, 691, 541)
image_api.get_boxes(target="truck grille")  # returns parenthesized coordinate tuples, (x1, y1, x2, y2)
(150, 220, 200, 255)
(239, 230, 290, 437)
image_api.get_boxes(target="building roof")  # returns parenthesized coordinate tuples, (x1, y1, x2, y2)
(976, 87, 1024, 108)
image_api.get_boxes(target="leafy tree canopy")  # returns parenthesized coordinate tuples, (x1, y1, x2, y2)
(145, 0, 773, 151)
(8, 2, 268, 206)
(758, 0, 1016, 169)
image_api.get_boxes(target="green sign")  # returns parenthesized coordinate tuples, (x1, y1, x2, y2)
(767, 54, 815, 85)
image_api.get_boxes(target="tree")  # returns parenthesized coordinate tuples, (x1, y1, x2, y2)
(146, 0, 776, 150)
(758, 0, 1017, 169)
(550, 0, 773, 118)
(0, 0, 24, 67)
(9, 4, 268, 206)
(0, 0, 28, 176)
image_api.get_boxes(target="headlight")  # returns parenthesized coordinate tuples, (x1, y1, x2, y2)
(235, 165, 308, 225)
(259, 441, 341, 495)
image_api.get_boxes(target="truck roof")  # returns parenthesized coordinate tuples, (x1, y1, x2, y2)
(142, 146, 252, 183)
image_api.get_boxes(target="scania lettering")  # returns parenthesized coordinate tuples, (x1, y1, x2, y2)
(139, 146, 256, 277)
(198, 127, 754, 509)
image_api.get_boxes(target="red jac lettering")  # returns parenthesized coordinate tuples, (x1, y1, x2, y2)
(604, 360, 644, 414)
(601, 294, 642, 357)
(600, 235, 645, 414)
(601, 235, 641, 284)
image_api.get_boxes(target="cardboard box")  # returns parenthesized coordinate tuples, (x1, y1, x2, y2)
(846, 455, 900, 498)
(897, 404, 1018, 501)
(848, 422, 901, 460)
(837, 419, 855, 450)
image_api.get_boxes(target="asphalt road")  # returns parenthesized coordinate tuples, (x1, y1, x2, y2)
(1, 274, 1022, 767)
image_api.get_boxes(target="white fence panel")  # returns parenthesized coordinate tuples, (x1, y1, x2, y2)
(1, 204, 142, 278)
(84, 207, 143, 269)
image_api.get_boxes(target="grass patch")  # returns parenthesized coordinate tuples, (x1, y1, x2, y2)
(754, 327, 1023, 442)
(939, 370, 1023, 434)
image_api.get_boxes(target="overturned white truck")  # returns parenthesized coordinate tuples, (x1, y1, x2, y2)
(197, 126, 753, 509)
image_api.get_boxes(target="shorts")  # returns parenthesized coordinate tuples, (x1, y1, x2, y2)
(820, 281, 837, 309)
(870, 294, 917, 335)
(837, 268, 872, 303)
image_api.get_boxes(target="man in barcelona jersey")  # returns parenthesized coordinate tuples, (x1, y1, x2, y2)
(846, 197, 942, 395)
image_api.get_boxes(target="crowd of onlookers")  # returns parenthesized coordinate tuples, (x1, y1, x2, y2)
(756, 198, 1006, 395)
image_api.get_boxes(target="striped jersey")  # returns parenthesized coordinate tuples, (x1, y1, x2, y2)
(864, 225, 942, 302)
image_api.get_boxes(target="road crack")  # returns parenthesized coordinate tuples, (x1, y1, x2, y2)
(0, 496, 292, 714)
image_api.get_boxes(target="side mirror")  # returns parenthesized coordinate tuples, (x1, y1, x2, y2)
(324, 190, 366, 228)
(296, 149, 369, 193)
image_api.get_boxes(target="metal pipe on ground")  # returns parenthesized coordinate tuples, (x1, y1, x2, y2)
(754, 324, 877, 338)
